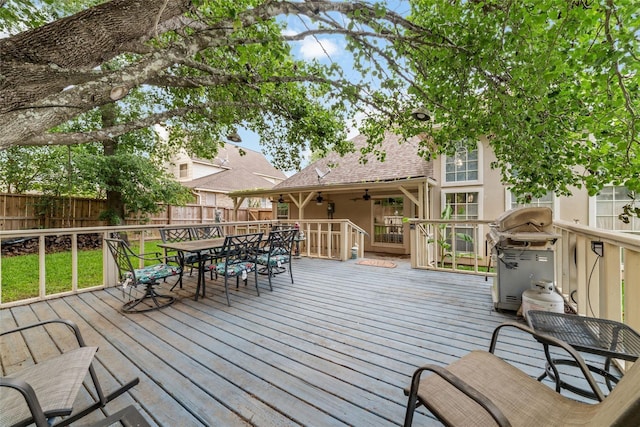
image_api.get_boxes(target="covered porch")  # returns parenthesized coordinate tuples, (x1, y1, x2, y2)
(3, 256, 565, 426)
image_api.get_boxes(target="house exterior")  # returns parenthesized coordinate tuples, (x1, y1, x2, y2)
(230, 132, 639, 256)
(167, 144, 287, 210)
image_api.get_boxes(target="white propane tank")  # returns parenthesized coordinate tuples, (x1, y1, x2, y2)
(522, 280, 564, 319)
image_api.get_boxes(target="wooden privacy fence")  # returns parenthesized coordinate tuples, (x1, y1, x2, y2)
(0, 193, 272, 230)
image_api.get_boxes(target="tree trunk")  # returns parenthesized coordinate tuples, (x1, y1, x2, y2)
(101, 104, 125, 225)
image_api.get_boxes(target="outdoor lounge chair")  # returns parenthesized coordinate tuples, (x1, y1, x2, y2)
(403, 321, 640, 427)
(256, 228, 297, 290)
(105, 237, 180, 313)
(0, 319, 139, 427)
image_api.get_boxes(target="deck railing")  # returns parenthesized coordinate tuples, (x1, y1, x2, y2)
(0, 220, 367, 307)
(409, 218, 640, 337)
(553, 220, 640, 335)
(409, 219, 494, 275)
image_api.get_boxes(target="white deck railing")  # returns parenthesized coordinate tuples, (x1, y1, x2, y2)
(409, 218, 640, 337)
(553, 220, 640, 334)
(0, 220, 367, 307)
(409, 219, 494, 275)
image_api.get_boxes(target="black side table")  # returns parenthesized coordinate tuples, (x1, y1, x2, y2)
(526, 310, 640, 400)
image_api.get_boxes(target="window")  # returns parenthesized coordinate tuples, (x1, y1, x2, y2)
(373, 197, 403, 244)
(443, 191, 479, 254)
(595, 186, 639, 232)
(510, 191, 554, 210)
(276, 203, 289, 220)
(445, 192, 479, 220)
(179, 163, 188, 178)
(445, 146, 479, 183)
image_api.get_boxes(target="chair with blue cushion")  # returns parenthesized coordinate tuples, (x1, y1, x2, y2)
(160, 226, 204, 289)
(256, 228, 297, 291)
(206, 232, 263, 306)
(105, 238, 181, 313)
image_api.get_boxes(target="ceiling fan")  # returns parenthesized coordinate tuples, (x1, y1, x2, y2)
(351, 189, 371, 201)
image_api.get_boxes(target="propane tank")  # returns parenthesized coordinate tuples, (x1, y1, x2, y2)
(522, 280, 564, 319)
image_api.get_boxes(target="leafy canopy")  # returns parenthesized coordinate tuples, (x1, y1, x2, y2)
(0, 0, 638, 219)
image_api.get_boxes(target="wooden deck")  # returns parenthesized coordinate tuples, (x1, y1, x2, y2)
(1, 257, 592, 426)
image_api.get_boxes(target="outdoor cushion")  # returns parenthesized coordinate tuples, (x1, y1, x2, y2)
(127, 264, 181, 284)
(214, 261, 256, 277)
(257, 253, 289, 266)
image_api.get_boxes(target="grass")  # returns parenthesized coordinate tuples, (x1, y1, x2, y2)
(1, 241, 166, 303)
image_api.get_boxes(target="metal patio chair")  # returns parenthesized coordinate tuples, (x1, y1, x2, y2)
(403, 322, 640, 427)
(105, 238, 180, 313)
(206, 232, 263, 305)
(256, 228, 297, 291)
(0, 319, 139, 427)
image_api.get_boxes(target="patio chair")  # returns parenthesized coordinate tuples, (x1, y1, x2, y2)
(105, 238, 180, 313)
(191, 224, 224, 240)
(0, 319, 139, 427)
(403, 321, 640, 427)
(159, 226, 196, 288)
(256, 228, 297, 291)
(206, 232, 263, 306)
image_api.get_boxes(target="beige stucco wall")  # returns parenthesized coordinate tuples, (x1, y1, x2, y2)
(287, 192, 414, 255)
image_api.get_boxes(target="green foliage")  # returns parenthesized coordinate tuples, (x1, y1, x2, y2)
(2, 0, 638, 220)
(405, 0, 639, 209)
(74, 150, 192, 218)
(1, 248, 103, 301)
(0, 240, 165, 303)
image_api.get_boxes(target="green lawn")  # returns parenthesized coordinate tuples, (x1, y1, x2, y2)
(1, 241, 166, 303)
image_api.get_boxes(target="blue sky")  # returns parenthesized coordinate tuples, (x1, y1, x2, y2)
(236, 1, 412, 171)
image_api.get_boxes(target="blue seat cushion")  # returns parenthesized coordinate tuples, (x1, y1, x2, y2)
(127, 264, 182, 284)
(256, 254, 289, 266)
(212, 261, 256, 277)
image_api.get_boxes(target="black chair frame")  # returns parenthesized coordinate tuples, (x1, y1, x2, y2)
(105, 238, 178, 313)
(1, 319, 139, 427)
(257, 228, 297, 290)
(207, 232, 263, 305)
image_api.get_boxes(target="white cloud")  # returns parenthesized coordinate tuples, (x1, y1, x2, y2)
(299, 37, 340, 60)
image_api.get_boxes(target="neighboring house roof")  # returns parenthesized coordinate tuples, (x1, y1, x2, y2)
(186, 164, 281, 193)
(186, 144, 287, 193)
(196, 144, 285, 181)
(274, 132, 434, 190)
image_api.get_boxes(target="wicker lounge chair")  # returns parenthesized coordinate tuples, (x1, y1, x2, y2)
(404, 322, 640, 426)
(0, 319, 139, 427)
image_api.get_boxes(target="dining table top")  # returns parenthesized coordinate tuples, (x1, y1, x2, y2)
(157, 237, 226, 253)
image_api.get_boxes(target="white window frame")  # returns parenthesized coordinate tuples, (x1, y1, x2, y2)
(276, 202, 289, 220)
(505, 190, 559, 220)
(441, 188, 483, 220)
(441, 142, 483, 187)
(589, 185, 640, 232)
(178, 163, 189, 179)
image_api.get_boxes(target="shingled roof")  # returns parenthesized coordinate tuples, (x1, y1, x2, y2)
(186, 144, 286, 192)
(274, 132, 433, 190)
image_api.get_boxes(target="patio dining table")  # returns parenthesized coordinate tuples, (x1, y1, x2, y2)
(158, 237, 226, 301)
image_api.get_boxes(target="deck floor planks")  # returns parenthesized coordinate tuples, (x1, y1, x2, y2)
(77, 290, 250, 427)
(171, 297, 407, 425)
(2, 256, 598, 426)
(120, 299, 341, 426)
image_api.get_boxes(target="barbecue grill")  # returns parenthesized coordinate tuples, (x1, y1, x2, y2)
(487, 207, 561, 311)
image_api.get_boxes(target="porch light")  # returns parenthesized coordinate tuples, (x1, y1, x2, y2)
(227, 131, 242, 143)
(411, 107, 431, 122)
(278, 194, 284, 203)
(316, 192, 324, 205)
(363, 189, 371, 201)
